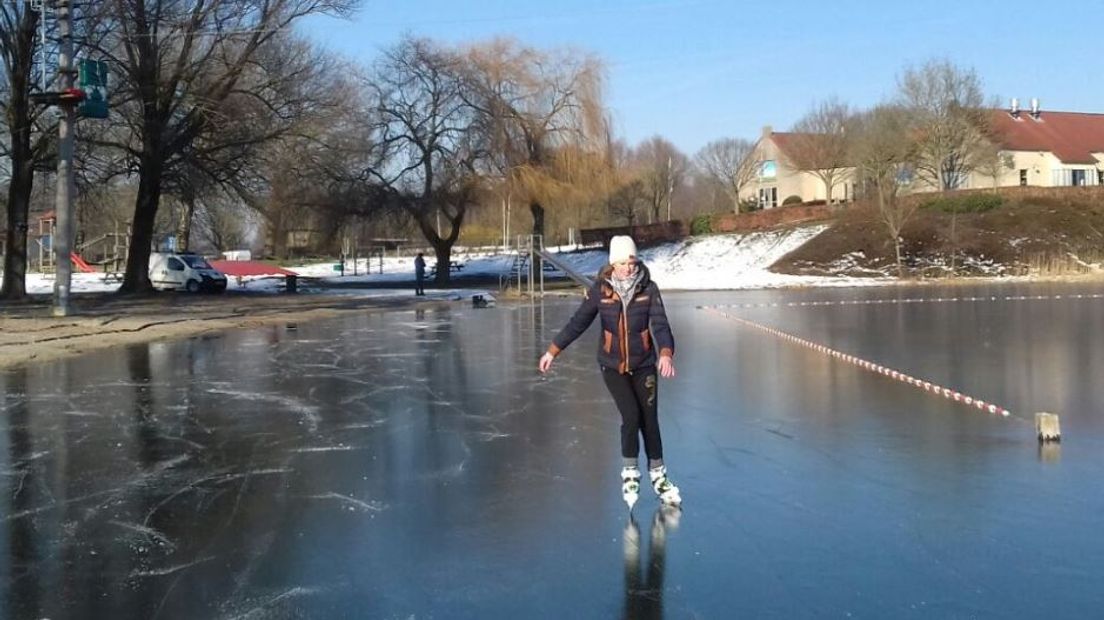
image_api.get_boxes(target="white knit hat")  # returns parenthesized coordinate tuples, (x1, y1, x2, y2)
(608, 235, 638, 264)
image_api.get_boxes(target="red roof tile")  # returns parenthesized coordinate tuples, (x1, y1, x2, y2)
(209, 260, 297, 277)
(989, 110, 1104, 165)
(768, 132, 815, 161)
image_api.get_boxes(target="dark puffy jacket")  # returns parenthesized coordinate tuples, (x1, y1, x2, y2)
(548, 263, 675, 373)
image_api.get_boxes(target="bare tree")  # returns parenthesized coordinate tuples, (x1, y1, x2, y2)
(974, 144, 1014, 190)
(636, 135, 687, 223)
(606, 177, 647, 226)
(694, 137, 756, 214)
(898, 59, 992, 191)
(898, 59, 994, 273)
(786, 98, 853, 204)
(851, 105, 917, 276)
(362, 37, 485, 285)
(219, 68, 369, 259)
(86, 0, 359, 293)
(0, 3, 53, 298)
(461, 38, 605, 240)
(192, 192, 251, 253)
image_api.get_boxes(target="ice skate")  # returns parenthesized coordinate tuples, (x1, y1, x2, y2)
(649, 465, 681, 507)
(621, 466, 641, 511)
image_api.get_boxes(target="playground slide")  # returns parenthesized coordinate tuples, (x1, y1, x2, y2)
(70, 253, 96, 273)
(535, 249, 594, 288)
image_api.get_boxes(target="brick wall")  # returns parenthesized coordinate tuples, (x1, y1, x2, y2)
(967, 185, 1104, 204)
(709, 203, 836, 233)
(579, 220, 689, 247)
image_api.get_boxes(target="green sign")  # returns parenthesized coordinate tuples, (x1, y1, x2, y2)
(78, 60, 108, 119)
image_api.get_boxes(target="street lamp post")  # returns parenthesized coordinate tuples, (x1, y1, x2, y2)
(52, 0, 76, 316)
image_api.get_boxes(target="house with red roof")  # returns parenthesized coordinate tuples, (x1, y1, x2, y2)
(984, 100, 1104, 188)
(746, 100, 1104, 207)
(745, 126, 858, 209)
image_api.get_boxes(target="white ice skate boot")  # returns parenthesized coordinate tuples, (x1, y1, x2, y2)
(621, 466, 642, 511)
(649, 465, 681, 507)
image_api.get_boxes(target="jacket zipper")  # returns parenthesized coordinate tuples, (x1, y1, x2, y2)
(618, 291, 632, 374)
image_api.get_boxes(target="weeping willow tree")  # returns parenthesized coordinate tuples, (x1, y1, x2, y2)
(462, 38, 607, 242)
(508, 143, 614, 245)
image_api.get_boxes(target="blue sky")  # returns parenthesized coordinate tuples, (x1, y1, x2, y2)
(300, 0, 1098, 156)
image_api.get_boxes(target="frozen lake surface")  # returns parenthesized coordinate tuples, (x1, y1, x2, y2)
(2, 281, 1103, 618)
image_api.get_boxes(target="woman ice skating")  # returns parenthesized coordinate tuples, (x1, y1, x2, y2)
(538, 235, 681, 509)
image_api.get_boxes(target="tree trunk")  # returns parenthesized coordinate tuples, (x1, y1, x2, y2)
(895, 236, 904, 277)
(268, 211, 288, 259)
(529, 199, 546, 272)
(949, 205, 958, 275)
(1, 9, 40, 300)
(433, 242, 453, 286)
(1, 152, 34, 299)
(529, 200, 545, 238)
(177, 189, 196, 253)
(119, 162, 163, 293)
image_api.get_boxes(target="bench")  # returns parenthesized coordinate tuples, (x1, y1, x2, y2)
(427, 262, 464, 276)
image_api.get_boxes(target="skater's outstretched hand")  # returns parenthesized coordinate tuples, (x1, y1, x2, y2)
(658, 355, 676, 378)
(538, 352, 555, 373)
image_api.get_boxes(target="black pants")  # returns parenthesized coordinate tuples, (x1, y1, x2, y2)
(415, 275, 425, 295)
(602, 367, 662, 460)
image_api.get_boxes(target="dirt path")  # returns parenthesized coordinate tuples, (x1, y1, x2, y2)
(0, 290, 452, 370)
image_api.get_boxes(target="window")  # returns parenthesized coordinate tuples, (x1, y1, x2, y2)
(1098, 170, 1104, 185)
(181, 255, 212, 270)
(1072, 169, 1086, 186)
(1019, 169, 1028, 186)
(760, 160, 777, 179)
(167, 257, 185, 271)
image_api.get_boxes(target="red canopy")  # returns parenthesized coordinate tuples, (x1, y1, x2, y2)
(209, 260, 297, 277)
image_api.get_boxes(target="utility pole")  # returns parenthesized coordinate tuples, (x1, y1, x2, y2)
(52, 0, 76, 316)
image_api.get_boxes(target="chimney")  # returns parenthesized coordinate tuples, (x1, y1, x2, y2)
(1030, 98, 1041, 120)
(761, 125, 774, 140)
(1010, 98, 1020, 118)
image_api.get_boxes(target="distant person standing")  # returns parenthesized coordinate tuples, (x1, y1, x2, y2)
(538, 235, 681, 510)
(414, 252, 426, 296)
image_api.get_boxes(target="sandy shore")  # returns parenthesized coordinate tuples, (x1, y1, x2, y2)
(0, 290, 452, 370)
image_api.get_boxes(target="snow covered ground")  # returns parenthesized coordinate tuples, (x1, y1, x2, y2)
(10, 225, 893, 296)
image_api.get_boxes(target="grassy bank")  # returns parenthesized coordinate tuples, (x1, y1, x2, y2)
(770, 188, 1104, 278)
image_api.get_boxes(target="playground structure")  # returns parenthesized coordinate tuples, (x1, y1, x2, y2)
(32, 211, 129, 279)
(505, 234, 594, 297)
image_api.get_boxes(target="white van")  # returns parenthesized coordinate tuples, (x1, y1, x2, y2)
(149, 252, 228, 293)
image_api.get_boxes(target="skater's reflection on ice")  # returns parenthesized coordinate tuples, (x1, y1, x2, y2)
(622, 506, 680, 620)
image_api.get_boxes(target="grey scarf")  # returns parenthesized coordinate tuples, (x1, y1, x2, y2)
(607, 269, 642, 314)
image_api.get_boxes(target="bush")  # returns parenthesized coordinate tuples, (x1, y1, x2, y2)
(739, 197, 761, 213)
(921, 193, 1004, 214)
(782, 195, 803, 206)
(690, 214, 713, 235)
